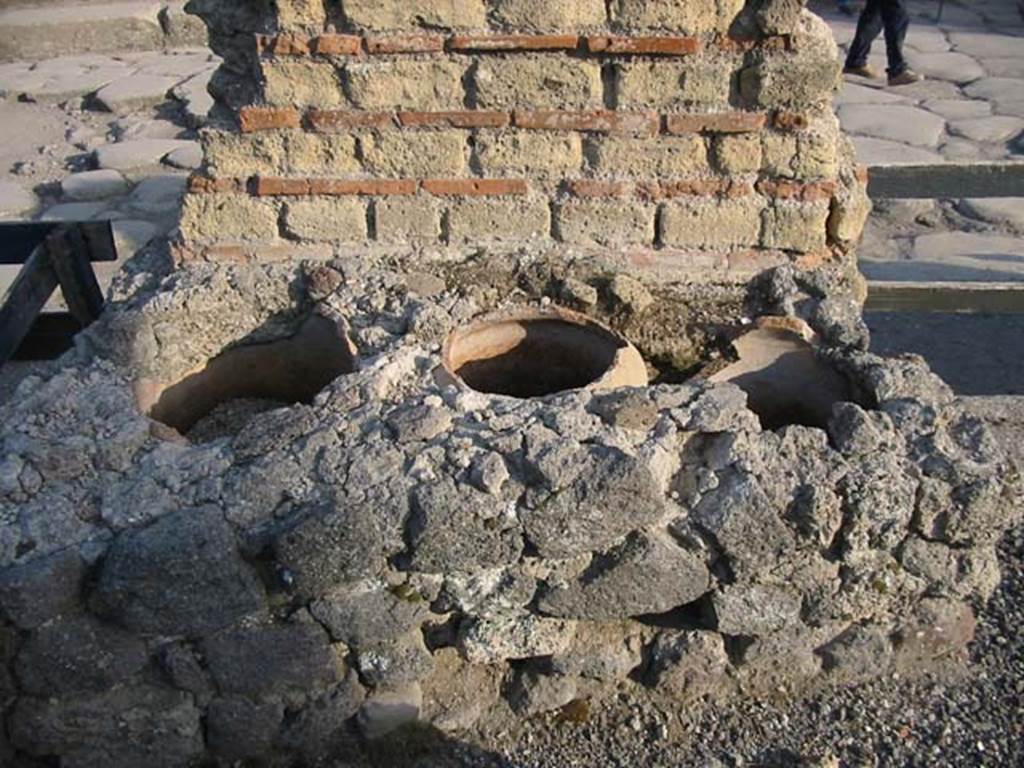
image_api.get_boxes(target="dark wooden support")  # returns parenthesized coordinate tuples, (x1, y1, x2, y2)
(867, 163, 1024, 199)
(0, 221, 116, 366)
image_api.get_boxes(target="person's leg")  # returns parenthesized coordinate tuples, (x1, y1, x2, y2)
(879, 0, 910, 75)
(845, 0, 884, 69)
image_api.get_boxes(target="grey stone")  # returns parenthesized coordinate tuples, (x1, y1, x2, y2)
(14, 614, 147, 696)
(126, 174, 188, 214)
(470, 451, 510, 495)
(839, 104, 946, 147)
(95, 74, 179, 114)
(111, 219, 161, 258)
(61, 169, 130, 201)
(40, 201, 108, 222)
(818, 623, 893, 682)
(311, 582, 430, 647)
(949, 115, 1024, 142)
(95, 505, 265, 637)
(827, 402, 896, 456)
(834, 81, 906, 105)
(94, 139, 196, 170)
(538, 530, 710, 620)
(507, 670, 578, 716)
(964, 77, 1024, 108)
(10, 684, 203, 768)
(387, 403, 453, 443)
(409, 478, 523, 572)
(171, 68, 216, 126)
(850, 136, 944, 165)
(921, 98, 991, 120)
(647, 629, 731, 698)
(694, 471, 796, 580)
(712, 584, 803, 635)
(458, 613, 576, 664)
(521, 445, 665, 560)
(550, 621, 645, 681)
(0, 548, 86, 629)
(163, 142, 203, 169)
(607, 274, 654, 315)
(276, 674, 366, 760)
(909, 231, 1024, 282)
(200, 620, 345, 698)
(355, 630, 434, 688)
(0, 4, 165, 62)
(957, 197, 1024, 229)
(158, 642, 213, 701)
(0, 179, 38, 217)
(274, 500, 386, 597)
(905, 51, 986, 83)
(207, 697, 284, 762)
(357, 683, 423, 740)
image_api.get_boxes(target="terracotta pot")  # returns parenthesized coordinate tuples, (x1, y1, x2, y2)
(134, 313, 357, 435)
(441, 305, 648, 398)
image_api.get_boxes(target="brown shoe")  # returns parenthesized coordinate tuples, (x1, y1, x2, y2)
(888, 69, 923, 86)
(843, 64, 882, 79)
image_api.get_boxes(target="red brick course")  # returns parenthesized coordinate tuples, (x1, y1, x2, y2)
(756, 179, 838, 201)
(422, 179, 528, 196)
(565, 180, 633, 198)
(239, 107, 301, 133)
(307, 110, 395, 130)
(449, 34, 579, 51)
(397, 111, 510, 128)
(365, 34, 446, 54)
(665, 112, 768, 135)
(311, 179, 418, 196)
(513, 110, 659, 135)
(312, 34, 362, 56)
(586, 36, 701, 55)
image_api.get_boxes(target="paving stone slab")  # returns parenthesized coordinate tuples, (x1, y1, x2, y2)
(0, 179, 38, 218)
(904, 26, 954, 53)
(938, 138, 986, 160)
(956, 197, 1024, 229)
(93, 138, 195, 170)
(905, 51, 987, 84)
(898, 231, 1024, 282)
(39, 201, 110, 222)
(921, 98, 992, 120)
(964, 77, 1024, 105)
(126, 175, 187, 214)
(852, 136, 946, 165)
(61, 169, 131, 201)
(950, 31, 1024, 59)
(835, 81, 907, 105)
(171, 68, 215, 126)
(980, 57, 1024, 78)
(994, 100, 1024, 118)
(949, 115, 1024, 143)
(163, 142, 202, 170)
(94, 73, 179, 114)
(0, 59, 131, 102)
(0, 2, 165, 62)
(839, 103, 946, 147)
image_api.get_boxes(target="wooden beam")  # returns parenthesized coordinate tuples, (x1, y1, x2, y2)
(0, 244, 59, 365)
(867, 163, 1024, 200)
(0, 221, 118, 266)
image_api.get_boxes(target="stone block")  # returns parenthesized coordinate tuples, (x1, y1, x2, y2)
(476, 131, 583, 177)
(660, 196, 764, 249)
(200, 621, 345, 698)
(284, 197, 367, 241)
(361, 130, 468, 176)
(207, 698, 284, 762)
(762, 131, 799, 177)
(555, 198, 655, 247)
(203, 132, 287, 177)
(712, 584, 802, 635)
(761, 200, 829, 253)
(616, 60, 735, 109)
(276, 0, 328, 30)
(287, 133, 362, 174)
(740, 56, 842, 110)
(180, 193, 281, 242)
(373, 197, 442, 243)
(0, 548, 86, 629)
(474, 56, 603, 110)
(341, 0, 487, 30)
(447, 197, 551, 243)
(590, 135, 708, 177)
(610, 0, 743, 33)
(713, 133, 763, 174)
(345, 60, 465, 110)
(263, 60, 344, 107)
(489, 0, 606, 30)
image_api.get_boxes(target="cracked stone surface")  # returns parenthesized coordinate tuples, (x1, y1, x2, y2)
(0, 252, 1018, 766)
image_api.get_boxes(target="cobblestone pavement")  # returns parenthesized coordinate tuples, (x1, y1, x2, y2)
(814, 0, 1024, 165)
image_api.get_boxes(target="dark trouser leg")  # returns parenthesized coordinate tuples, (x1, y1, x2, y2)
(845, 0, 884, 68)
(879, 0, 910, 75)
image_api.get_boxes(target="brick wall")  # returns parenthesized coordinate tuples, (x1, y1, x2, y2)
(177, 0, 870, 281)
